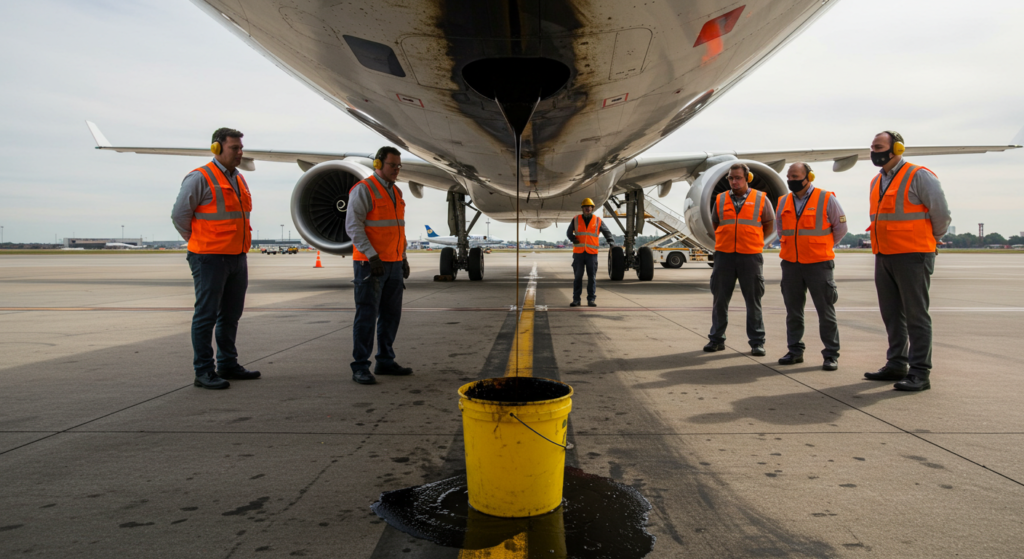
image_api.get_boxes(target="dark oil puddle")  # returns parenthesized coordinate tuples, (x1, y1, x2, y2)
(463, 377, 571, 403)
(371, 467, 655, 558)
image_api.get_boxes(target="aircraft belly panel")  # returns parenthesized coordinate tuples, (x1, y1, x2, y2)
(195, 0, 833, 198)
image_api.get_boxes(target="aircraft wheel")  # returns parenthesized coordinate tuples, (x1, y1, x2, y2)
(468, 247, 484, 281)
(607, 246, 625, 281)
(665, 251, 685, 268)
(440, 247, 458, 278)
(636, 247, 654, 281)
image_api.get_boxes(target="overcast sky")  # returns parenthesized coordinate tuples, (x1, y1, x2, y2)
(1, 0, 1022, 245)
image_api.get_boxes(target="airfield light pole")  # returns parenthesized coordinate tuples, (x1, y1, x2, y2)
(121, 225, 124, 241)
(979, 223, 984, 242)
(280, 224, 284, 241)
(1, 225, 4, 244)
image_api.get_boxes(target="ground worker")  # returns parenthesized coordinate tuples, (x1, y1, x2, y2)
(171, 127, 260, 390)
(345, 146, 412, 385)
(566, 198, 616, 307)
(775, 162, 848, 371)
(864, 131, 950, 391)
(705, 163, 775, 355)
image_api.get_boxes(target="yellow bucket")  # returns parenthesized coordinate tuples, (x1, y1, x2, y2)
(458, 377, 573, 518)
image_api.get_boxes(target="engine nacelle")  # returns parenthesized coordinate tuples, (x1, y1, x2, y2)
(682, 159, 787, 251)
(290, 160, 373, 255)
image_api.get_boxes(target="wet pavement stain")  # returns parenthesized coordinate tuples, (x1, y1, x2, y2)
(371, 466, 655, 558)
(222, 496, 269, 517)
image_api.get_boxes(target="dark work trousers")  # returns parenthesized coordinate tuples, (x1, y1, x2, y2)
(187, 252, 248, 376)
(351, 260, 404, 373)
(571, 252, 599, 303)
(709, 252, 765, 347)
(875, 252, 935, 376)
(780, 259, 840, 359)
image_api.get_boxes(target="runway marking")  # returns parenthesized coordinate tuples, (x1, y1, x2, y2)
(505, 263, 539, 377)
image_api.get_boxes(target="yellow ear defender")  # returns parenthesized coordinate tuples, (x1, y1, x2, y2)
(892, 141, 905, 156)
(747, 172, 753, 183)
(210, 141, 222, 156)
(807, 171, 816, 182)
(373, 158, 383, 169)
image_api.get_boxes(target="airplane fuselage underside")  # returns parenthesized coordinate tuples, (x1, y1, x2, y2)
(200, 0, 833, 225)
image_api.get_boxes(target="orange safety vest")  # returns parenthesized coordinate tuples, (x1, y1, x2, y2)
(350, 174, 407, 262)
(572, 214, 603, 254)
(868, 163, 937, 255)
(714, 189, 766, 254)
(778, 187, 835, 264)
(187, 161, 252, 255)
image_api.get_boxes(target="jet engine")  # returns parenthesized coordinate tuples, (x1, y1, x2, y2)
(682, 159, 788, 250)
(290, 160, 372, 255)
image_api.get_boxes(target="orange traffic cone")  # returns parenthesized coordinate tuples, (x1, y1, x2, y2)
(314, 251, 323, 268)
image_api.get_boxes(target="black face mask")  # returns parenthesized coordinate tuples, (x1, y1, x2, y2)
(871, 150, 892, 167)
(787, 179, 806, 192)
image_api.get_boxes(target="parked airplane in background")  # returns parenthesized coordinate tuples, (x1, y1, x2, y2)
(424, 225, 504, 248)
(90, 0, 1019, 282)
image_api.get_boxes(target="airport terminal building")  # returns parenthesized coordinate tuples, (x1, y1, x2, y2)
(64, 238, 142, 249)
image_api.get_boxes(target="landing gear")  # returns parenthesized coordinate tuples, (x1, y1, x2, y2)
(440, 247, 457, 278)
(603, 189, 653, 281)
(608, 246, 625, 280)
(468, 247, 484, 281)
(636, 247, 654, 281)
(439, 192, 485, 280)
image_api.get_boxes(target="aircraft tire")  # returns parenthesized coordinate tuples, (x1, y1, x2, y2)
(608, 246, 625, 281)
(468, 247, 484, 281)
(637, 247, 655, 281)
(440, 247, 458, 278)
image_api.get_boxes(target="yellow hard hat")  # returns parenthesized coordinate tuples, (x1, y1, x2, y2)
(581, 198, 595, 207)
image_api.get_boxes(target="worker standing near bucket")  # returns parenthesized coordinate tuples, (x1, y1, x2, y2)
(346, 146, 413, 385)
(566, 198, 616, 307)
(172, 127, 261, 390)
(705, 163, 775, 356)
(775, 162, 847, 371)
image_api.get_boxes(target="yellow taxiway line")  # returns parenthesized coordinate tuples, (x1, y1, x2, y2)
(504, 263, 538, 378)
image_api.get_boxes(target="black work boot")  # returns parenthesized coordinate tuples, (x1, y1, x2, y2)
(375, 362, 413, 376)
(194, 371, 229, 390)
(352, 370, 377, 385)
(894, 373, 930, 392)
(703, 341, 725, 352)
(218, 366, 261, 380)
(864, 366, 908, 381)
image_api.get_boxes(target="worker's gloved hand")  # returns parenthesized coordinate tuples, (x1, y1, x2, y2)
(368, 255, 386, 277)
(607, 241, 615, 248)
(572, 236, 579, 245)
(402, 259, 410, 279)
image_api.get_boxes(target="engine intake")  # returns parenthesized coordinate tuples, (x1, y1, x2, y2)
(291, 160, 372, 255)
(682, 159, 788, 251)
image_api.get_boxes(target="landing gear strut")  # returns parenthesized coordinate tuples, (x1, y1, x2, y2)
(604, 190, 654, 281)
(441, 192, 485, 280)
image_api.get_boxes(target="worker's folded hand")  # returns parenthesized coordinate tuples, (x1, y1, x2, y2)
(402, 259, 410, 279)
(368, 255, 386, 277)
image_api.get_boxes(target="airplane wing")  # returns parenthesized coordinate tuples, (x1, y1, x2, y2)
(616, 142, 1021, 192)
(85, 121, 458, 193)
(737, 145, 1021, 172)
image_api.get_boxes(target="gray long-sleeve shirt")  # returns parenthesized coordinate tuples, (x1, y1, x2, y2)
(345, 171, 406, 260)
(774, 186, 849, 247)
(566, 214, 615, 246)
(171, 159, 240, 242)
(877, 158, 951, 241)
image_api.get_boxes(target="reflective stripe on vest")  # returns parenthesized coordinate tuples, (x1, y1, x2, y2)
(778, 187, 835, 264)
(868, 163, 936, 255)
(350, 174, 407, 262)
(187, 162, 252, 254)
(714, 189, 765, 254)
(573, 214, 603, 255)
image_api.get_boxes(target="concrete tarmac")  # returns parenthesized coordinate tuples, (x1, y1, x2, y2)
(1, 251, 1022, 558)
